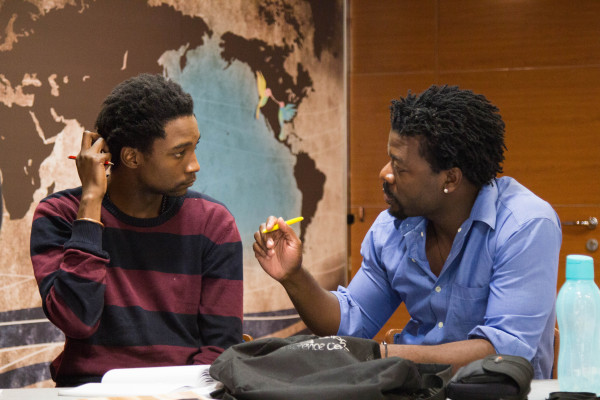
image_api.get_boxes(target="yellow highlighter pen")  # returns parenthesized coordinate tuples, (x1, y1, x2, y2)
(262, 216, 304, 233)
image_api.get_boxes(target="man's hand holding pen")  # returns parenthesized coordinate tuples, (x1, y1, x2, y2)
(254, 216, 304, 284)
(75, 130, 112, 223)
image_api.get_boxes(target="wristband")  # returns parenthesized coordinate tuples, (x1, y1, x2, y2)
(77, 217, 104, 228)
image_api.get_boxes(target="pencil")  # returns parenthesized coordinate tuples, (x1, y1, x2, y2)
(68, 155, 113, 166)
(262, 216, 304, 233)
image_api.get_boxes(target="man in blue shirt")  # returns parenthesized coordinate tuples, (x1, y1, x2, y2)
(254, 85, 561, 379)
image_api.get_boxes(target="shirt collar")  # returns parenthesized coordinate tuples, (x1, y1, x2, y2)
(398, 216, 426, 235)
(469, 178, 498, 229)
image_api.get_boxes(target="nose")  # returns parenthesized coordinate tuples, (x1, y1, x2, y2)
(187, 153, 200, 173)
(379, 162, 394, 183)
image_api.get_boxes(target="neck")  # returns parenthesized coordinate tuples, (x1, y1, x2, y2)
(106, 175, 165, 219)
(429, 183, 480, 239)
(425, 182, 480, 276)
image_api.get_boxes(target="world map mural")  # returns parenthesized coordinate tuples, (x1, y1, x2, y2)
(0, 0, 345, 387)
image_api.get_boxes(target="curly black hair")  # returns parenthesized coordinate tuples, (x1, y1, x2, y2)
(390, 85, 506, 187)
(95, 73, 194, 168)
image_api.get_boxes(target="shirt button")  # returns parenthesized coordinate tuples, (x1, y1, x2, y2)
(411, 258, 416, 263)
(435, 286, 442, 293)
(438, 322, 444, 328)
(457, 227, 462, 233)
(421, 231, 424, 237)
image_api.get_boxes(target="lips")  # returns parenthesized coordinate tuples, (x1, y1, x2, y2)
(382, 182, 394, 204)
(183, 178, 195, 188)
(383, 194, 392, 205)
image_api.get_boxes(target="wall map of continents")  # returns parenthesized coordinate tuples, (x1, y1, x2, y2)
(0, 0, 345, 387)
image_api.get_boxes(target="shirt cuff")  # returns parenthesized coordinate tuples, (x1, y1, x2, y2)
(332, 286, 367, 337)
(468, 325, 534, 360)
(64, 219, 108, 258)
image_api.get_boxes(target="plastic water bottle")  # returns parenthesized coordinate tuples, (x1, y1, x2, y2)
(556, 254, 600, 393)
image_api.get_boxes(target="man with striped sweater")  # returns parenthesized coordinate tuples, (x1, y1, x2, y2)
(30, 74, 243, 387)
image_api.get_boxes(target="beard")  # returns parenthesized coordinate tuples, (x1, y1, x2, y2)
(383, 181, 407, 220)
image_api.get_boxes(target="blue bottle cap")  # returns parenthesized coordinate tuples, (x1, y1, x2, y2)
(565, 254, 595, 280)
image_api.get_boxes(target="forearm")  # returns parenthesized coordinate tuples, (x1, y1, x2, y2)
(32, 206, 109, 338)
(385, 338, 496, 364)
(43, 232, 108, 337)
(77, 191, 104, 221)
(281, 266, 341, 336)
(383, 338, 495, 374)
(42, 271, 106, 338)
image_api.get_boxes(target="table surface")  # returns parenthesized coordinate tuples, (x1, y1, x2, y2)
(0, 379, 562, 400)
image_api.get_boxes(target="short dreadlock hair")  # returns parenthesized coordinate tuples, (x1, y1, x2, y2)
(95, 73, 194, 169)
(390, 85, 506, 187)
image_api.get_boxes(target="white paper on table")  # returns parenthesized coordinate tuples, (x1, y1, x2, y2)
(57, 365, 222, 398)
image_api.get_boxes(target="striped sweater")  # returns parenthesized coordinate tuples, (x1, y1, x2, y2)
(30, 187, 243, 386)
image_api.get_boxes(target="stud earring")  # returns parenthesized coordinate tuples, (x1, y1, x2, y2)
(443, 188, 449, 194)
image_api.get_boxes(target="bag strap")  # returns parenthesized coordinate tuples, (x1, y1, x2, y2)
(416, 363, 453, 400)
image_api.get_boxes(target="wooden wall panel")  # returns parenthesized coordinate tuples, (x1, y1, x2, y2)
(350, 0, 436, 74)
(438, 1, 600, 70)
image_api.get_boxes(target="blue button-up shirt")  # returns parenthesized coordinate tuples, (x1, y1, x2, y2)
(334, 176, 561, 378)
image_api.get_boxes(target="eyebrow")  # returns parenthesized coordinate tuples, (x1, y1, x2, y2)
(389, 152, 405, 165)
(171, 138, 200, 151)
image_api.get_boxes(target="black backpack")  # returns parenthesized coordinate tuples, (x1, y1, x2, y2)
(209, 335, 452, 400)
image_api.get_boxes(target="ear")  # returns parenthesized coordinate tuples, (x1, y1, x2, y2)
(443, 167, 463, 194)
(120, 147, 142, 169)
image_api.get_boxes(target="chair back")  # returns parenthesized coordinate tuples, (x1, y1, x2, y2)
(383, 328, 402, 344)
(552, 327, 559, 379)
